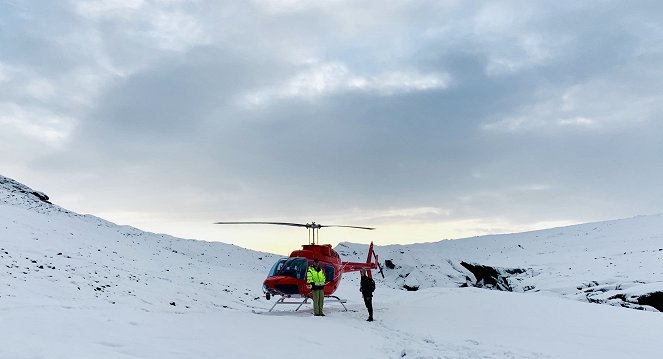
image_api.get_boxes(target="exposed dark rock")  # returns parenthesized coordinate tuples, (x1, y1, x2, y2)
(461, 261, 502, 288)
(637, 292, 663, 312)
(385, 259, 396, 269)
(31, 191, 51, 204)
(504, 267, 526, 275)
(608, 293, 627, 301)
(460, 261, 526, 292)
(403, 284, 419, 291)
(170, 302, 176, 306)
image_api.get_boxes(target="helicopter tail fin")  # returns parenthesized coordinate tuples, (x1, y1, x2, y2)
(366, 242, 385, 279)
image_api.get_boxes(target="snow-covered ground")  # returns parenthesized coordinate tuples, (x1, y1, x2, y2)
(2, 174, 662, 359)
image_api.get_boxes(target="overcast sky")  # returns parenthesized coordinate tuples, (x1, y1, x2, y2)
(2, 0, 663, 254)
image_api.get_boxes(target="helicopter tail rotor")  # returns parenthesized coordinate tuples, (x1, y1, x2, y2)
(366, 241, 385, 279)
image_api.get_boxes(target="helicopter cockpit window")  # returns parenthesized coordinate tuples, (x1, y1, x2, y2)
(279, 257, 308, 279)
(268, 258, 287, 277)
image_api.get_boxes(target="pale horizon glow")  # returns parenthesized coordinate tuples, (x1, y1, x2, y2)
(89, 208, 583, 255)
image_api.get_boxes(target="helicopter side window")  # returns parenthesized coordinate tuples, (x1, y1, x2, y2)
(324, 264, 334, 282)
(268, 258, 287, 276)
(280, 258, 308, 279)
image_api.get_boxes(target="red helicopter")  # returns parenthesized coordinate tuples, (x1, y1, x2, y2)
(214, 221, 384, 312)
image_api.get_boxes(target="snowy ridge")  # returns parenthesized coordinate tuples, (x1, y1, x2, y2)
(3, 174, 663, 358)
(1, 174, 58, 212)
(1, 174, 279, 313)
(337, 215, 663, 311)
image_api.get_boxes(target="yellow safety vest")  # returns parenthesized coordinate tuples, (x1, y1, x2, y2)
(307, 266, 326, 286)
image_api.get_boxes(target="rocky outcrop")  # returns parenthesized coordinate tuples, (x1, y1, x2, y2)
(1, 175, 54, 207)
(637, 292, 663, 311)
(31, 191, 51, 204)
(581, 281, 663, 312)
(460, 261, 527, 292)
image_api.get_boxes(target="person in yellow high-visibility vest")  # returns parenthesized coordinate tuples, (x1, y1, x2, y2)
(307, 259, 326, 316)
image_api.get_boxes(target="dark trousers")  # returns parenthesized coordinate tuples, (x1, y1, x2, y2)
(312, 289, 324, 315)
(363, 295, 373, 319)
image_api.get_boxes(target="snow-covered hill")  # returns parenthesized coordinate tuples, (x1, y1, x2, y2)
(338, 216, 663, 312)
(0, 174, 279, 313)
(2, 174, 663, 359)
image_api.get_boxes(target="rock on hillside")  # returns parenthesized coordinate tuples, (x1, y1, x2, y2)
(1, 175, 57, 210)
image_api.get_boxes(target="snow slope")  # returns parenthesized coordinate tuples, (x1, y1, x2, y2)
(2, 174, 663, 359)
(0, 175, 279, 313)
(338, 215, 663, 311)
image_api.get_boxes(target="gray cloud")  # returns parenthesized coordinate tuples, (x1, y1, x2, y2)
(3, 0, 663, 245)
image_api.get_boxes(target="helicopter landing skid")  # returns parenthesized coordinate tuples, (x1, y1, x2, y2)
(268, 296, 348, 312)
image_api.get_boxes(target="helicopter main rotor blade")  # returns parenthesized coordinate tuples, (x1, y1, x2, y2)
(214, 222, 375, 230)
(214, 221, 311, 228)
(320, 225, 375, 230)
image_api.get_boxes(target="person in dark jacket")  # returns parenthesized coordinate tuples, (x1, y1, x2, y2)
(359, 268, 375, 321)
